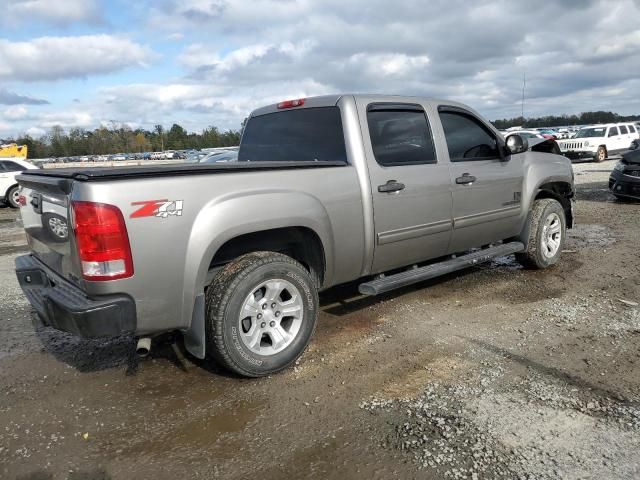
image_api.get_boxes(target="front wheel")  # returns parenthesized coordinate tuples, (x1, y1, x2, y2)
(516, 198, 566, 269)
(594, 146, 606, 163)
(205, 251, 319, 377)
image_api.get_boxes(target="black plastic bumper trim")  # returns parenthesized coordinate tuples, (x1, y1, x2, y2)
(15, 254, 136, 338)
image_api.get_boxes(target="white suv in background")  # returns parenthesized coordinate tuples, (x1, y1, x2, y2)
(558, 123, 640, 162)
(0, 158, 39, 207)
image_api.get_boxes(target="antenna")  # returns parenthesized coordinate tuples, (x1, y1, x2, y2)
(521, 71, 526, 124)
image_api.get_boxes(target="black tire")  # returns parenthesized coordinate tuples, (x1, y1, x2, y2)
(594, 146, 606, 163)
(6, 185, 20, 208)
(205, 251, 319, 377)
(42, 212, 68, 242)
(516, 198, 566, 269)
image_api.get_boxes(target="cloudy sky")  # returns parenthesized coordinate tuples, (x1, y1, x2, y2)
(1, 0, 639, 138)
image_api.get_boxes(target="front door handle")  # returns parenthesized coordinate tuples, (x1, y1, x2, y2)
(378, 180, 405, 193)
(455, 173, 477, 185)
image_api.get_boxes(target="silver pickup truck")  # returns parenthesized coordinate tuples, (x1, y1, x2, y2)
(14, 94, 574, 377)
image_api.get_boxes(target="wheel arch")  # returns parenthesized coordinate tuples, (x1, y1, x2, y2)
(180, 191, 334, 358)
(535, 181, 574, 229)
(209, 226, 326, 287)
(513, 177, 574, 249)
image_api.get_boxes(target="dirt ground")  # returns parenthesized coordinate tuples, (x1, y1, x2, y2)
(1, 159, 639, 480)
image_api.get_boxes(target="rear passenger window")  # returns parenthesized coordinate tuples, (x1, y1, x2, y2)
(238, 107, 347, 163)
(439, 110, 499, 161)
(620, 125, 629, 134)
(1, 161, 23, 171)
(630, 125, 637, 133)
(366, 105, 436, 166)
(608, 126, 619, 137)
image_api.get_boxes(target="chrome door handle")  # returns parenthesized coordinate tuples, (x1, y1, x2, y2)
(455, 173, 476, 185)
(378, 180, 405, 193)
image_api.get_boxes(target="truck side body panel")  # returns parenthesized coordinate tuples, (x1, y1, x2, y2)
(72, 166, 365, 334)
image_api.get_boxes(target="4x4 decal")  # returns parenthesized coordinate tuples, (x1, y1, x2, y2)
(131, 199, 183, 218)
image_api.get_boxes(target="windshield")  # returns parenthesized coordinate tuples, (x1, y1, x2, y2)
(238, 107, 347, 162)
(575, 127, 606, 138)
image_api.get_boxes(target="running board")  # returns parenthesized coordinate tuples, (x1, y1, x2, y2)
(358, 242, 525, 296)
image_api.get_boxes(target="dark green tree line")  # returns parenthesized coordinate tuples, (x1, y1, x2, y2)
(5, 122, 241, 159)
(492, 111, 640, 130)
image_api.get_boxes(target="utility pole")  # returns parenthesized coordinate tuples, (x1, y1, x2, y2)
(521, 71, 526, 125)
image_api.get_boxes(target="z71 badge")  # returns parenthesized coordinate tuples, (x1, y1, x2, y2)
(131, 199, 184, 218)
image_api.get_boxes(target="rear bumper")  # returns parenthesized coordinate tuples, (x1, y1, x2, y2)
(609, 169, 640, 199)
(15, 254, 137, 337)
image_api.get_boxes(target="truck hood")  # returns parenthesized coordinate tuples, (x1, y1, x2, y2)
(528, 138, 562, 155)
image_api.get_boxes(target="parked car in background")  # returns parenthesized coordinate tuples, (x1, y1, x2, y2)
(630, 139, 639, 151)
(557, 123, 639, 162)
(503, 130, 544, 140)
(14, 94, 574, 378)
(610, 149, 640, 200)
(537, 129, 558, 140)
(199, 149, 239, 163)
(185, 151, 209, 163)
(0, 158, 39, 208)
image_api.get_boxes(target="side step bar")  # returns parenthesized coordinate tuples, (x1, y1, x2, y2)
(358, 242, 525, 296)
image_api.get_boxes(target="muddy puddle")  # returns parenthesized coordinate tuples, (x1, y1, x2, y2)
(567, 223, 615, 248)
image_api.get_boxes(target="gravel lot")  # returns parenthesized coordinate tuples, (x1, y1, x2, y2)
(1, 159, 639, 479)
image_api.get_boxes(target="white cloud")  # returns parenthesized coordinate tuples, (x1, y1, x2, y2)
(3, 0, 102, 26)
(0, 35, 155, 82)
(25, 127, 46, 137)
(30, 111, 94, 129)
(4, 106, 28, 120)
(5, 0, 640, 137)
(346, 53, 430, 77)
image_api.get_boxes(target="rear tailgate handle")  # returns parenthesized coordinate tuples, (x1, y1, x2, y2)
(378, 180, 405, 193)
(456, 174, 476, 185)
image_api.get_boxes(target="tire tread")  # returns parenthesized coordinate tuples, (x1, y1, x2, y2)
(516, 198, 565, 269)
(205, 251, 316, 377)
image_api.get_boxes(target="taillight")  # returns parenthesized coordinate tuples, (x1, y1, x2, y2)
(18, 195, 26, 206)
(71, 201, 133, 281)
(277, 98, 305, 109)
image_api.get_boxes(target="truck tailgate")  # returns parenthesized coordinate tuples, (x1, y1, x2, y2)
(16, 174, 80, 285)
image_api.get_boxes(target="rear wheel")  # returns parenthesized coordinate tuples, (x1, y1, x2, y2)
(594, 146, 606, 163)
(516, 198, 566, 269)
(205, 251, 318, 377)
(7, 185, 20, 208)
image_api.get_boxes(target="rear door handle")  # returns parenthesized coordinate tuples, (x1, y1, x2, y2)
(378, 180, 405, 193)
(455, 173, 476, 185)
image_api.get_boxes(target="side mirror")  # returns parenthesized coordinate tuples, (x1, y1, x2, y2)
(506, 134, 529, 155)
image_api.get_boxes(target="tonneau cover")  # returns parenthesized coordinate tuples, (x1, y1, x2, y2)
(19, 160, 347, 181)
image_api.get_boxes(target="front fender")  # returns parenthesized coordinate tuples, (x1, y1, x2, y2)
(516, 153, 574, 244)
(180, 188, 334, 329)
(521, 153, 574, 212)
